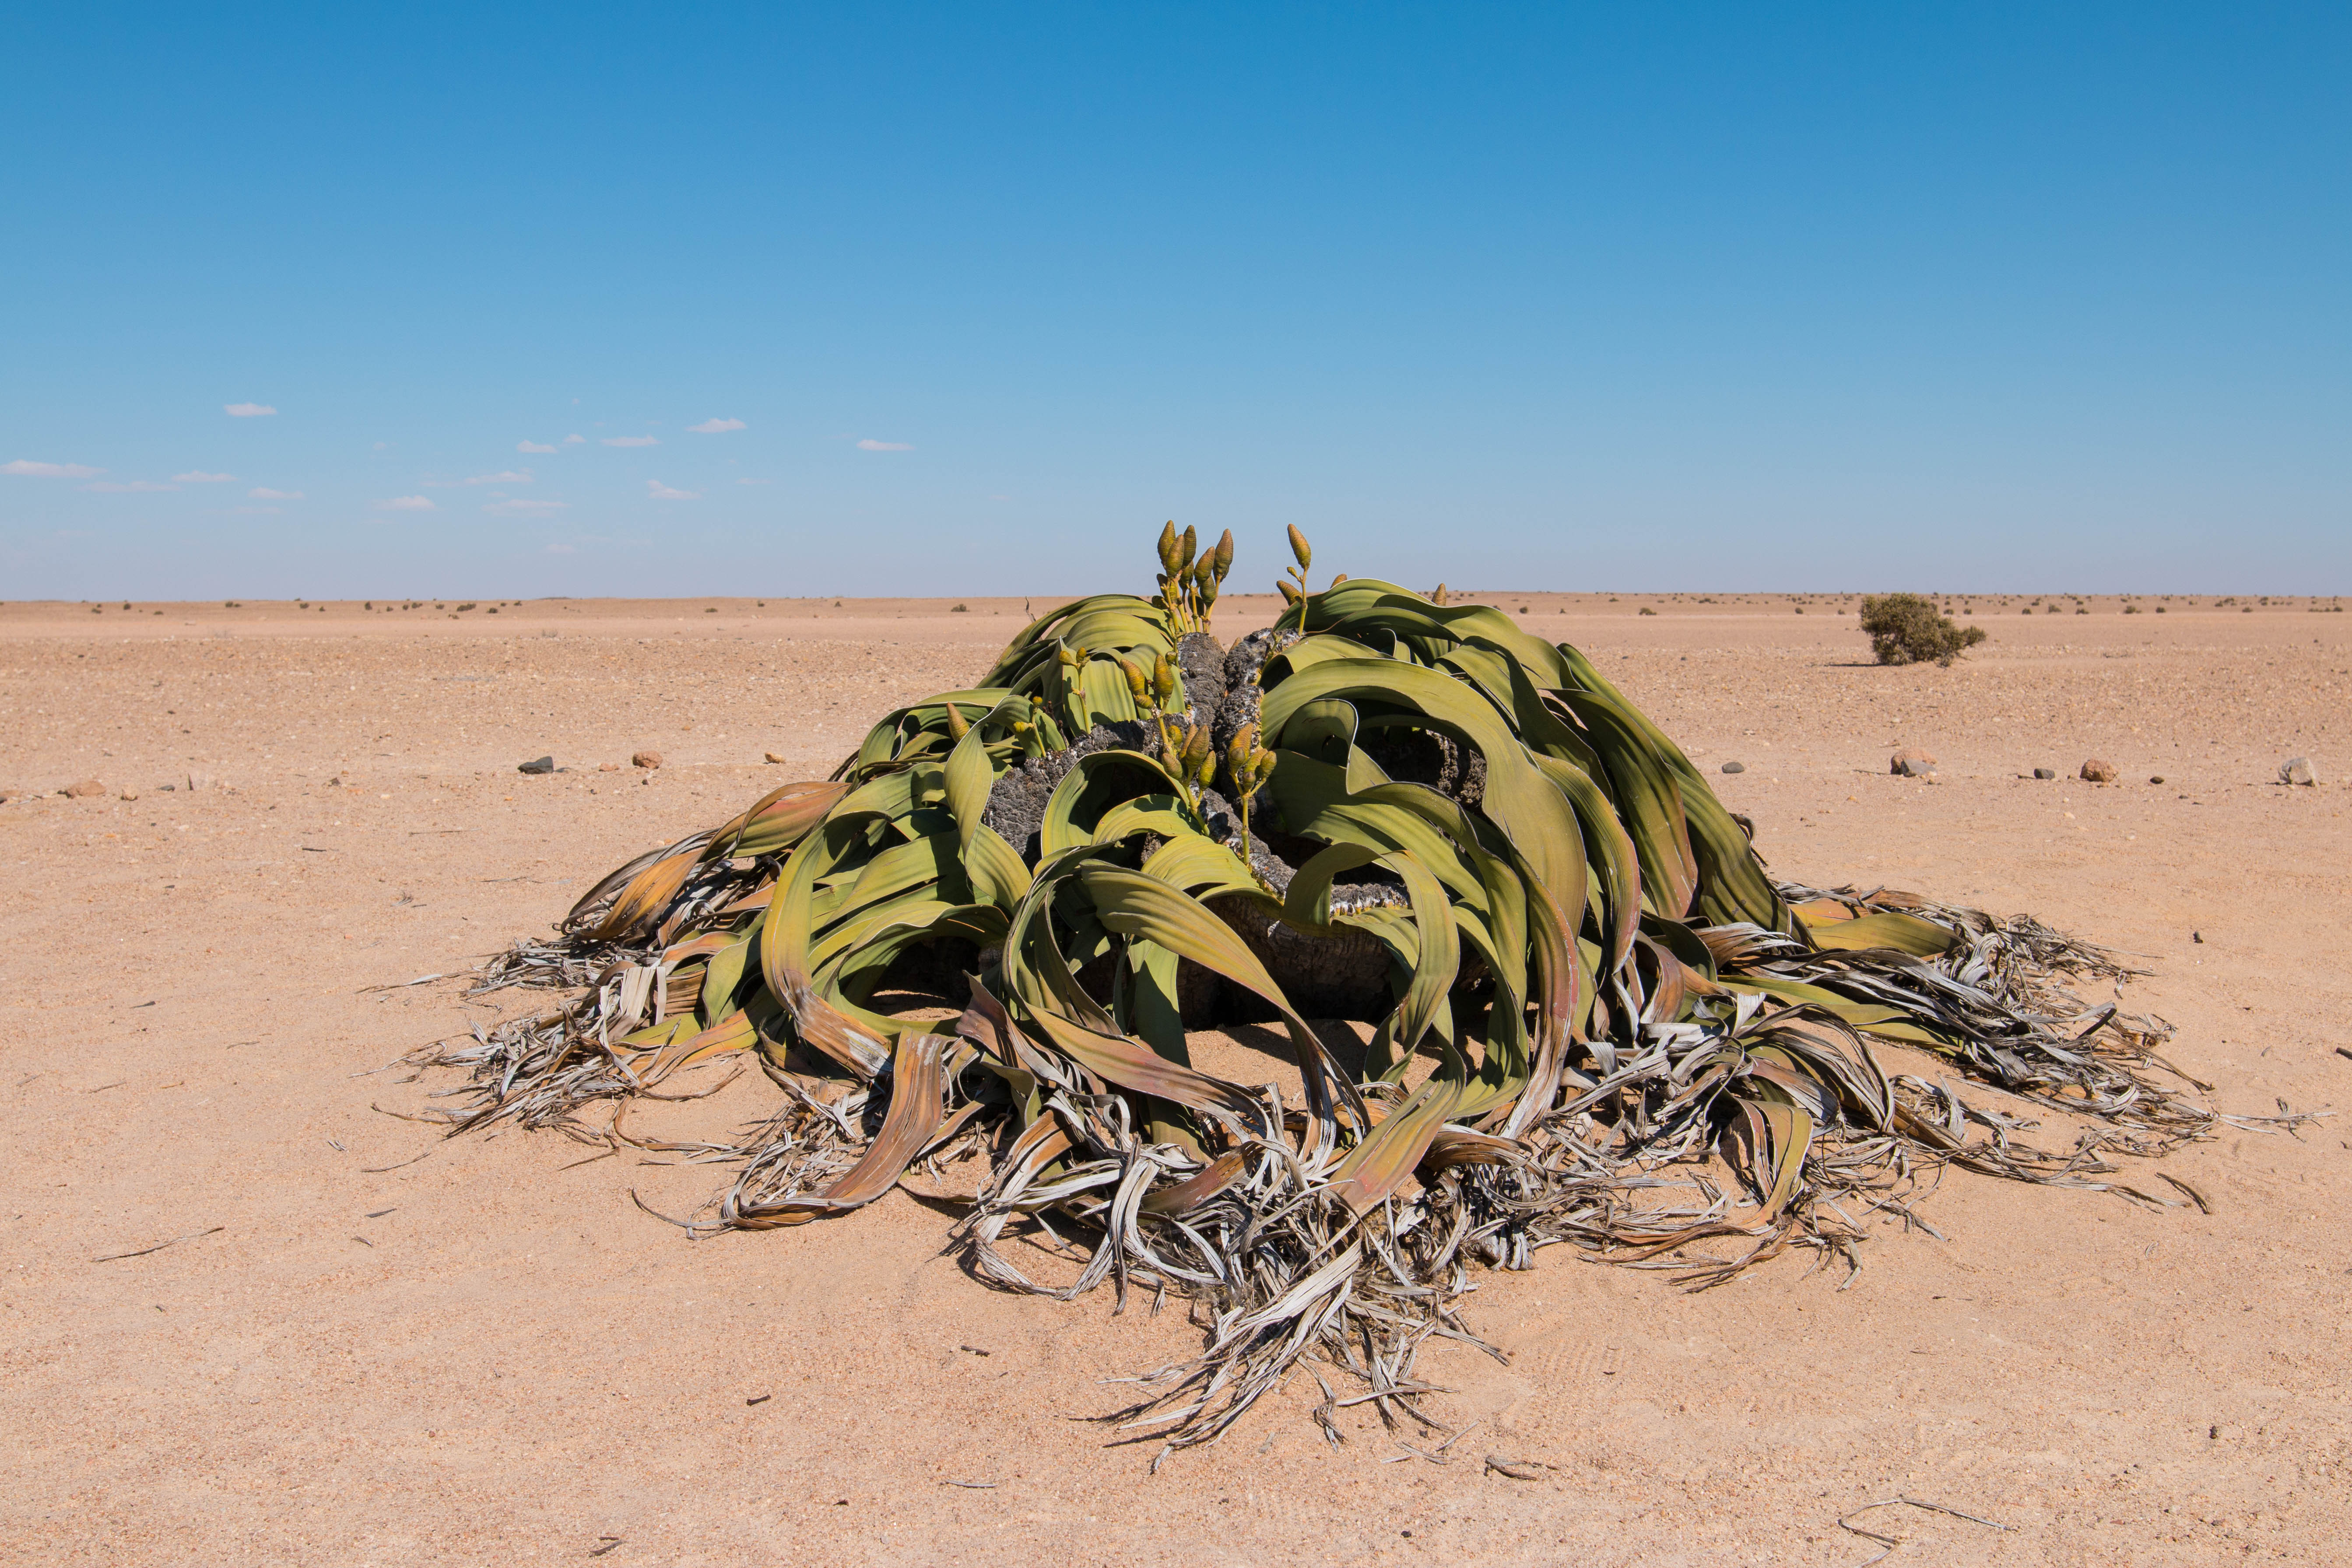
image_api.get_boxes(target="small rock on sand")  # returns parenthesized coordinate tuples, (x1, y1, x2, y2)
(598, 762, 619, 772)
(62, 779, 106, 798)
(764, 751, 788, 765)
(517, 756, 555, 775)
(1891, 749, 1936, 777)
(1720, 761, 1745, 774)
(2280, 756, 2320, 786)
(119, 787, 140, 801)
(2080, 759, 2118, 782)
(632, 750, 663, 769)
(2150, 775, 2165, 785)
(2033, 767, 2057, 780)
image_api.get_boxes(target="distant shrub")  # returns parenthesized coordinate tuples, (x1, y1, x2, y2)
(1858, 593, 1988, 667)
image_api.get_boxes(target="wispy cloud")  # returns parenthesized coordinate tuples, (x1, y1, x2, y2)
(174, 470, 236, 483)
(564, 434, 586, 444)
(4, 459, 104, 478)
(646, 480, 699, 500)
(374, 495, 436, 512)
(224, 402, 277, 417)
(486, 498, 568, 516)
(464, 470, 533, 485)
(249, 487, 304, 500)
(688, 417, 746, 434)
(601, 435, 659, 448)
(544, 542, 576, 554)
(84, 480, 178, 492)
(856, 438, 913, 451)
(517, 441, 557, 454)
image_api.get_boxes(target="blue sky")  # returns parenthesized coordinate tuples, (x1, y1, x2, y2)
(3, 4, 2345, 599)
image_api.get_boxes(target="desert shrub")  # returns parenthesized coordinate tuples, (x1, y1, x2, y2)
(1858, 593, 1988, 666)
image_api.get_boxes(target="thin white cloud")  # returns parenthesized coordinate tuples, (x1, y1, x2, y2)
(545, 542, 576, 554)
(486, 498, 568, 516)
(4, 459, 104, 478)
(84, 480, 178, 492)
(517, 440, 557, 454)
(688, 417, 746, 434)
(646, 480, 699, 500)
(464, 470, 533, 485)
(224, 402, 277, 417)
(601, 435, 659, 448)
(374, 495, 436, 512)
(564, 434, 586, 444)
(856, 438, 913, 451)
(249, 487, 304, 500)
(174, 470, 236, 483)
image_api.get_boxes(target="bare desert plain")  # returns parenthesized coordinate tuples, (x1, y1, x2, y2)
(3, 588, 2348, 1567)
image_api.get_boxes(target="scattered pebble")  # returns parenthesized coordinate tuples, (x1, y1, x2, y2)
(2079, 758, 2118, 783)
(119, 787, 140, 801)
(1890, 749, 1936, 777)
(517, 756, 556, 775)
(2149, 775, 2165, 784)
(765, 751, 788, 765)
(2033, 767, 2057, 780)
(632, 750, 663, 769)
(2279, 756, 2320, 786)
(62, 779, 107, 798)
(598, 762, 619, 772)
(1720, 761, 1745, 774)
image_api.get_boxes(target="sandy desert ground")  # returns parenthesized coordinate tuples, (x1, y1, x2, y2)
(3, 588, 2347, 1567)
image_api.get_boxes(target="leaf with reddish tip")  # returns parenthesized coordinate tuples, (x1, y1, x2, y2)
(1326, 1077, 1459, 1213)
(729, 1031, 951, 1227)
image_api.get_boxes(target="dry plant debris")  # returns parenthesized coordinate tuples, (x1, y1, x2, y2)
(404, 528, 2241, 1460)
